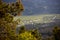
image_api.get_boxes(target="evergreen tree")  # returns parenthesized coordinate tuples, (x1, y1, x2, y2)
(0, 0, 23, 40)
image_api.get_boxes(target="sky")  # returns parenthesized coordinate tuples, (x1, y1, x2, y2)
(2, 0, 60, 16)
(21, 0, 60, 15)
(2, 0, 16, 3)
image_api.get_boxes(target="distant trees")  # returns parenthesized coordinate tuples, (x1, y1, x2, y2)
(53, 26, 60, 40)
(45, 26, 60, 40)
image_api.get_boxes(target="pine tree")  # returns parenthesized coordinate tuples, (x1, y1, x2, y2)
(0, 0, 23, 40)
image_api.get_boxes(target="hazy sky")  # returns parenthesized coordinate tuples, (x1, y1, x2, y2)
(22, 0, 60, 15)
(2, 0, 16, 3)
(2, 0, 60, 15)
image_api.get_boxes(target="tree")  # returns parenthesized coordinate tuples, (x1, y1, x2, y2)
(31, 29, 42, 40)
(0, 0, 24, 16)
(53, 26, 60, 40)
(0, 0, 24, 40)
(18, 31, 37, 40)
(19, 26, 26, 34)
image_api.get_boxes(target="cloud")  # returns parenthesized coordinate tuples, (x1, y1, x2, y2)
(43, 6, 48, 9)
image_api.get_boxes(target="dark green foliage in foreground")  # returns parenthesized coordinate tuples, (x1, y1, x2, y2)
(31, 29, 42, 40)
(18, 31, 37, 40)
(0, 0, 24, 16)
(19, 26, 42, 40)
(53, 26, 60, 40)
(19, 26, 26, 34)
(0, 1, 17, 39)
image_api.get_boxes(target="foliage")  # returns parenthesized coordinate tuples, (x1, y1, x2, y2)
(0, 0, 23, 40)
(19, 26, 26, 34)
(53, 26, 60, 40)
(31, 29, 42, 40)
(18, 31, 37, 40)
(0, 0, 24, 16)
(18, 26, 41, 40)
